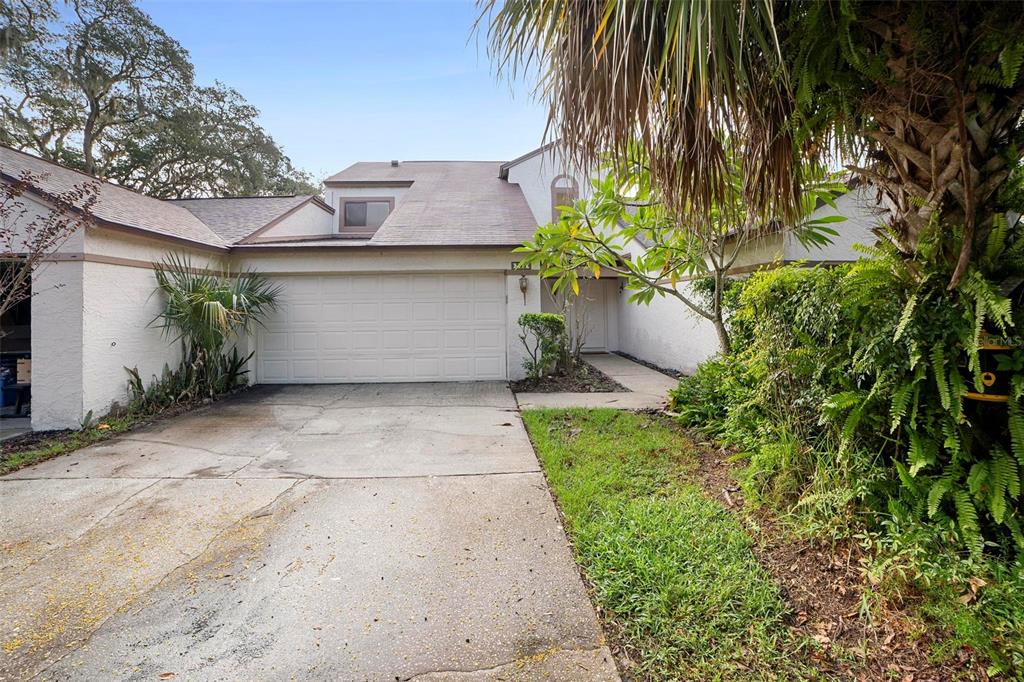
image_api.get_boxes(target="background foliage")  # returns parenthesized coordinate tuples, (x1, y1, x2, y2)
(0, 0, 317, 197)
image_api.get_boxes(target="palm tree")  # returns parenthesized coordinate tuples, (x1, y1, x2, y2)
(481, 0, 1024, 287)
(152, 253, 280, 394)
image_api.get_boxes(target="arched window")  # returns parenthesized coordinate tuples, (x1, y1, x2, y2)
(550, 174, 579, 222)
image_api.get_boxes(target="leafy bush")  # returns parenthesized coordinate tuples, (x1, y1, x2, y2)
(676, 217, 1024, 556)
(518, 312, 565, 379)
(671, 218, 1024, 675)
(125, 346, 251, 415)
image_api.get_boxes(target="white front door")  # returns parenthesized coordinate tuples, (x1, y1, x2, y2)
(256, 273, 507, 383)
(573, 280, 608, 351)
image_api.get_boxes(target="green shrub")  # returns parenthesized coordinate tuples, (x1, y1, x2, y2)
(518, 312, 565, 379)
(670, 218, 1024, 675)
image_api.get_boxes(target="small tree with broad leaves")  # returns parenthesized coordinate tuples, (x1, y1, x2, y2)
(515, 152, 846, 354)
(0, 171, 98, 334)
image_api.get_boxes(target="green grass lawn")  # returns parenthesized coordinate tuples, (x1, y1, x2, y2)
(0, 416, 136, 475)
(522, 408, 819, 681)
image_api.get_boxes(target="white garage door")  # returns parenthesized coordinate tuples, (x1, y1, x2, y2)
(256, 273, 507, 383)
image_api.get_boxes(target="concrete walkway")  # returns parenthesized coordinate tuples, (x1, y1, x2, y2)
(516, 353, 678, 411)
(0, 417, 31, 442)
(0, 383, 618, 681)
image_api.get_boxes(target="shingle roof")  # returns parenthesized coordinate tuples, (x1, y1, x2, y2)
(0, 145, 227, 249)
(169, 195, 327, 244)
(326, 161, 538, 247)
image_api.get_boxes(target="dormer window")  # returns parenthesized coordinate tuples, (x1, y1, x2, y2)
(341, 198, 393, 232)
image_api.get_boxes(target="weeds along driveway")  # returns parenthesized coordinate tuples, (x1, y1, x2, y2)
(0, 383, 618, 681)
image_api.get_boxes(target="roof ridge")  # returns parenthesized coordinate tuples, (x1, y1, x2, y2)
(0, 143, 171, 202)
(167, 194, 305, 201)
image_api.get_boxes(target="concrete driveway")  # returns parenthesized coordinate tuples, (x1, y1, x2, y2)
(0, 384, 618, 681)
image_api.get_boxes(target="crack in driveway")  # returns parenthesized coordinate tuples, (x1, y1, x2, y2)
(2, 383, 616, 681)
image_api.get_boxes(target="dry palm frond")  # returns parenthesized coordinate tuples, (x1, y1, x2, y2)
(480, 0, 797, 226)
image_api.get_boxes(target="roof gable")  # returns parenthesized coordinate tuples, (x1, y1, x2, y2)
(169, 195, 331, 244)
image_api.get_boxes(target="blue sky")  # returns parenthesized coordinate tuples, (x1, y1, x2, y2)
(138, 0, 548, 181)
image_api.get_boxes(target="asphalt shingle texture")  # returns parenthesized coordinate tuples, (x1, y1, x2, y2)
(0, 146, 226, 248)
(327, 161, 538, 247)
(170, 195, 314, 244)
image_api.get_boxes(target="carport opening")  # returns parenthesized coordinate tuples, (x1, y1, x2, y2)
(1, 262, 31, 428)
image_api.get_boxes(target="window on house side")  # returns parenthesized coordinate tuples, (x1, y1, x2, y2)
(343, 200, 391, 229)
(551, 176, 579, 222)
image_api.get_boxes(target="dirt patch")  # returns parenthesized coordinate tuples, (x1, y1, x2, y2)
(510, 361, 627, 394)
(0, 428, 73, 453)
(689, 439, 988, 682)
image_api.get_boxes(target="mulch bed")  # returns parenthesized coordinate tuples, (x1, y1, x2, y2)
(685, 429, 988, 682)
(613, 351, 683, 379)
(1, 428, 73, 454)
(510, 361, 628, 393)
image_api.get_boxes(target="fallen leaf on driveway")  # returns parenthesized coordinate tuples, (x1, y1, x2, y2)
(158, 674, 176, 680)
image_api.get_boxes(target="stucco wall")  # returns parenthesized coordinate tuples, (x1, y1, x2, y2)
(504, 148, 593, 226)
(252, 202, 334, 241)
(30, 228, 223, 429)
(80, 260, 183, 421)
(31, 260, 85, 430)
(616, 282, 721, 374)
(506, 272, 542, 380)
(784, 185, 884, 261)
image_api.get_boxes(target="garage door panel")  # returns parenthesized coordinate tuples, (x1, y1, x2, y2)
(352, 302, 379, 322)
(292, 332, 318, 352)
(444, 301, 471, 321)
(322, 302, 352, 319)
(352, 276, 379, 295)
(474, 329, 502, 349)
(257, 274, 507, 383)
(412, 302, 441, 321)
(443, 275, 472, 295)
(262, 331, 290, 352)
(320, 331, 348, 351)
(381, 330, 409, 350)
(261, 359, 290, 381)
(380, 357, 412, 379)
(292, 359, 318, 380)
(351, 330, 379, 350)
(474, 277, 505, 296)
(291, 303, 321, 324)
(474, 302, 502, 321)
(283, 278, 321, 297)
(443, 329, 471, 349)
(475, 356, 505, 378)
(443, 357, 472, 379)
(382, 302, 410, 321)
(412, 330, 441, 350)
(349, 357, 381, 380)
(410, 274, 442, 295)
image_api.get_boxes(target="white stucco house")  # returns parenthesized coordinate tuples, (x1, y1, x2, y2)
(1, 142, 880, 431)
(502, 142, 884, 373)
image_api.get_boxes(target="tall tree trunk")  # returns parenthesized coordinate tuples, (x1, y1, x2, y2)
(82, 100, 99, 176)
(850, 4, 1024, 285)
(712, 270, 732, 354)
